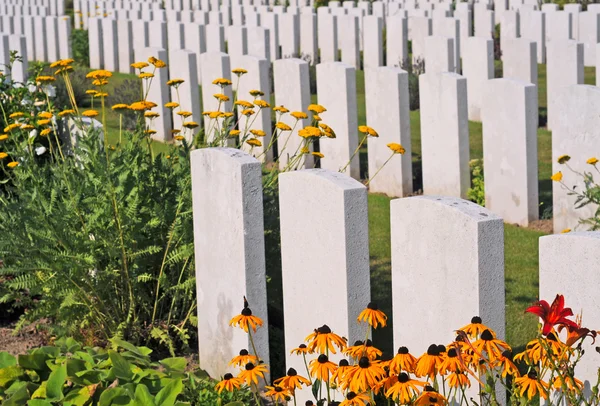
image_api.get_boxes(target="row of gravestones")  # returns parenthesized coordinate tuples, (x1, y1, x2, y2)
(190, 146, 600, 403)
(0, 0, 64, 16)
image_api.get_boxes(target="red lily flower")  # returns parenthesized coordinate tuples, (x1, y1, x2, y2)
(525, 294, 579, 336)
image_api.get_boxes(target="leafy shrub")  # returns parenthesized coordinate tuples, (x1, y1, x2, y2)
(400, 57, 425, 111)
(0, 337, 254, 405)
(71, 29, 90, 67)
(467, 159, 485, 206)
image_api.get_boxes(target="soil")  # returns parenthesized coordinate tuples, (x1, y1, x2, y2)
(524, 219, 553, 234)
(0, 322, 49, 355)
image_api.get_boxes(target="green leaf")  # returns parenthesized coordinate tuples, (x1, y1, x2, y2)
(98, 387, 130, 406)
(18, 353, 49, 372)
(62, 384, 97, 406)
(0, 366, 25, 387)
(311, 378, 321, 400)
(224, 403, 245, 406)
(46, 362, 67, 401)
(110, 338, 152, 358)
(108, 351, 133, 381)
(4, 382, 34, 406)
(132, 384, 156, 406)
(28, 400, 53, 406)
(154, 378, 183, 406)
(0, 352, 16, 368)
(159, 358, 187, 373)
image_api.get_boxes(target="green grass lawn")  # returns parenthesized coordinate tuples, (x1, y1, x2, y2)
(92, 63, 592, 355)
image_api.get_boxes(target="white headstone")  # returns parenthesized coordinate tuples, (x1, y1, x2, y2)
(88, 17, 103, 68)
(578, 11, 600, 67)
(462, 37, 494, 121)
(300, 12, 317, 64)
(424, 36, 455, 74)
(58, 16, 72, 59)
(101, 18, 118, 71)
(502, 38, 537, 85)
(520, 9, 545, 63)
(199, 52, 233, 137)
(170, 49, 201, 143)
(339, 14, 360, 69)
(363, 15, 384, 69)
(279, 13, 299, 57)
(247, 26, 270, 61)
(386, 15, 408, 67)
(9, 34, 27, 82)
(318, 13, 338, 63)
(116, 20, 134, 74)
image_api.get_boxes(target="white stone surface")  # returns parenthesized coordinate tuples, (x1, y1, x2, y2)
(247, 26, 270, 61)
(391, 195, 505, 371)
(482, 78, 539, 226)
(339, 14, 360, 69)
(58, 16, 72, 59)
(279, 12, 299, 57)
(424, 36, 454, 74)
(199, 52, 232, 137)
(116, 20, 133, 74)
(170, 49, 201, 143)
(9, 34, 27, 82)
(386, 15, 408, 67)
(363, 15, 383, 69)
(539, 232, 600, 390)
(546, 10, 572, 46)
(502, 38, 537, 85)
(149, 20, 168, 50)
(520, 9, 546, 63)
(318, 13, 337, 63)
(474, 7, 494, 38)
(191, 147, 269, 379)
(279, 168, 369, 403)
(273, 58, 311, 169)
(135, 47, 172, 141)
(462, 37, 494, 121)
(88, 17, 102, 68)
(237, 55, 272, 162)
(419, 72, 469, 198)
(547, 40, 583, 131)
(45, 16, 59, 63)
(578, 12, 600, 67)
(409, 16, 431, 60)
(226, 25, 248, 68)
(317, 62, 359, 179)
(184, 23, 207, 82)
(0, 35, 8, 76)
(167, 21, 185, 62)
(261, 12, 280, 60)
(101, 18, 118, 71)
(433, 17, 460, 71)
(500, 9, 519, 48)
(300, 12, 317, 64)
(552, 85, 600, 233)
(205, 24, 225, 52)
(132, 19, 150, 54)
(365, 66, 413, 197)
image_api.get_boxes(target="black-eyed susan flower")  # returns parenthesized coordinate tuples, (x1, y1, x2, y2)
(389, 346, 417, 374)
(229, 297, 264, 333)
(343, 356, 385, 393)
(308, 104, 326, 114)
(82, 110, 99, 118)
(385, 372, 425, 404)
(235, 100, 253, 108)
(413, 385, 447, 405)
(274, 368, 311, 391)
(306, 324, 347, 354)
(357, 302, 387, 329)
(446, 372, 471, 389)
(254, 99, 270, 108)
(415, 344, 443, 380)
(514, 339, 542, 364)
(291, 111, 308, 120)
(309, 354, 337, 382)
(250, 129, 266, 137)
(167, 78, 185, 86)
(183, 121, 199, 129)
(264, 384, 290, 403)
(7, 161, 19, 168)
(472, 329, 510, 363)
(246, 138, 262, 147)
(387, 143, 405, 154)
(239, 362, 268, 386)
(495, 350, 519, 378)
(551, 171, 563, 182)
(232, 68, 248, 76)
(550, 375, 583, 391)
(339, 391, 370, 406)
(344, 340, 382, 361)
(331, 359, 352, 386)
(514, 371, 549, 400)
(249, 89, 264, 96)
(557, 154, 571, 164)
(587, 157, 598, 165)
(290, 344, 309, 355)
(215, 373, 243, 394)
(460, 316, 490, 339)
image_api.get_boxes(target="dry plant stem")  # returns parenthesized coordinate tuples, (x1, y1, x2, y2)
(166, 255, 191, 326)
(341, 133, 367, 173)
(366, 152, 396, 186)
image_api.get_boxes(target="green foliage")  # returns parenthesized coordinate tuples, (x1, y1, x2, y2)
(467, 159, 485, 206)
(0, 337, 254, 405)
(71, 29, 90, 67)
(0, 71, 196, 354)
(568, 164, 600, 230)
(400, 57, 425, 111)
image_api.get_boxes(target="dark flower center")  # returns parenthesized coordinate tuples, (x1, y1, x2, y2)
(239, 349, 249, 356)
(317, 354, 329, 363)
(287, 368, 297, 376)
(275, 386, 283, 392)
(456, 335, 465, 342)
(471, 316, 482, 324)
(437, 345, 446, 353)
(245, 362, 255, 370)
(527, 371, 538, 379)
(365, 339, 373, 347)
(347, 392, 357, 400)
(318, 325, 332, 334)
(398, 372, 409, 383)
(358, 357, 370, 368)
(305, 402, 314, 406)
(429, 397, 439, 402)
(224, 373, 233, 380)
(547, 332, 558, 341)
(354, 340, 364, 346)
(447, 348, 458, 358)
(427, 344, 440, 356)
(339, 359, 349, 367)
(398, 346, 409, 354)
(241, 307, 253, 316)
(501, 350, 512, 359)
(299, 344, 307, 349)
(424, 385, 436, 392)
(481, 329, 494, 341)
(367, 302, 379, 310)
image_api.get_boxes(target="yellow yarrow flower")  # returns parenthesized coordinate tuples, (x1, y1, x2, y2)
(249, 89, 264, 96)
(82, 110, 99, 118)
(111, 104, 129, 111)
(86, 89, 98, 95)
(129, 101, 157, 111)
(9, 112, 25, 119)
(131, 61, 149, 69)
(145, 129, 157, 135)
(246, 138, 262, 147)
(177, 111, 193, 118)
(312, 151, 324, 158)
(214, 93, 230, 102)
(557, 155, 571, 164)
(230, 129, 241, 137)
(300, 147, 309, 154)
(241, 109, 255, 116)
(387, 143, 406, 154)
(209, 111, 221, 119)
(298, 126, 322, 138)
(21, 125, 34, 130)
(276, 122, 292, 131)
(86, 69, 112, 80)
(0, 134, 9, 141)
(222, 112, 234, 118)
(148, 56, 167, 68)
(359, 125, 379, 137)
(7, 161, 19, 168)
(58, 109, 75, 117)
(4, 123, 21, 132)
(551, 171, 563, 182)
(167, 78, 185, 86)
(165, 102, 180, 108)
(145, 111, 160, 118)
(183, 121, 199, 128)
(587, 157, 598, 165)
(40, 128, 52, 136)
(291, 111, 308, 120)
(235, 100, 254, 108)
(232, 68, 248, 76)
(273, 105, 289, 114)
(254, 99, 270, 108)
(250, 129, 266, 137)
(0, 152, 8, 159)
(139, 72, 154, 79)
(308, 104, 326, 114)
(174, 135, 185, 141)
(36, 75, 55, 83)
(37, 119, 51, 126)
(212, 78, 232, 87)
(561, 228, 572, 233)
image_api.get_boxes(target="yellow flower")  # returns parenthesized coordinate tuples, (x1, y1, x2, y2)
(183, 121, 199, 129)
(50, 58, 74, 68)
(209, 111, 221, 119)
(4, 123, 21, 133)
(175, 135, 185, 141)
(40, 128, 52, 137)
(230, 129, 241, 137)
(339, 391, 371, 406)
(212, 77, 232, 87)
(276, 122, 292, 131)
(309, 354, 338, 382)
(387, 143, 406, 154)
(139, 72, 154, 79)
(587, 157, 598, 165)
(0, 152, 8, 159)
(172, 129, 181, 134)
(38, 112, 53, 119)
(167, 78, 185, 86)
(214, 93, 230, 102)
(300, 147, 309, 154)
(250, 129, 266, 137)
(55, 66, 74, 75)
(319, 123, 336, 138)
(239, 362, 269, 386)
(37, 119, 51, 126)
(131, 61, 149, 70)
(298, 126, 322, 138)
(0, 134, 8, 142)
(20, 125, 34, 131)
(9, 112, 25, 119)
(235, 100, 253, 108)
(145, 129, 157, 135)
(86, 69, 112, 80)
(561, 228, 571, 233)
(514, 371, 549, 400)
(306, 325, 347, 354)
(388, 346, 418, 375)
(177, 111, 193, 118)
(557, 154, 571, 164)
(342, 357, 386, 393)
(313, 114, 322, 121)
(82, 110, 99, 118)
(36, 76, 56, 83)
(241, 109, 254, 116)
(92, 79, 108, 86)
(312, 152, 324, 158)
(357, 302, 387, 328)
(129, 101, 157, 111)
(551, 171, 563, 182)
(148, 56, 166, 68)
(274, 368, 312, 391)
(246, 138, 262, 147)
(96, 92, 108, 97)
(264, 385, 290, 403)
(86, 89, 98, 96)
(358, 125, 378, 137)
(232, 68, 248, 76)
(249, 89, 264, 96)
(308, 104, 326, 113)
(112, 104, 129, 111)
(58, 109, 75, 117)
(215, 373, 243, 394)
(145, 111, 160, 118)
(273, 105, 289, 114)
(165, 102, 179, 108)
(7, 161, 19, 168)
(222, 112, 234, 118)
(291, 111, 308, 120)
(254, 99, 270, 108)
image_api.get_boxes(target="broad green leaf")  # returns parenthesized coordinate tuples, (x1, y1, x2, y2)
(0, 352, 16, 368)
(28, 400, 53, 406)
(18, 353, 49, 372)
(159, 358, 187, 373)
(4, 383, 33, 406)
(224, 402, 245, 406)
(46, 362, 67, 401)
(311, 378, 321, 400)
(33, 346, 61, 358)
(66, 358, 88, 376)
(98, 387, 130, 406)
(154, 378, 183, 406)
(62, 384, 97, 406)
(0, 365, 25, 387)
(31, 381, 47, 398)
(110, 338, 152, 358)
(108, 351, 133, 381)
(132, 383, 156, 406)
